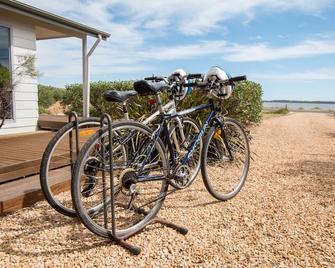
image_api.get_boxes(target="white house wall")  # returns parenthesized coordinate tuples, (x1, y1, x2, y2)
(0, 15, 39, 135)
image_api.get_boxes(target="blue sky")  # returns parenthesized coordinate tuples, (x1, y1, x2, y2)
(23, 0, 335, 101)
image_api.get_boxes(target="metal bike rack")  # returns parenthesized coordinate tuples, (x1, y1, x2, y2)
(99, 113, 141, 254)
(68, 111, 80, 177)
(99, 113, 188, 255)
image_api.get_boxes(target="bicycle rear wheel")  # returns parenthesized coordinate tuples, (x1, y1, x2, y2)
(169, 117, 202, 188)
(72, 121, 169, 240)
(40, 118, 101, 217)
(201, 117, 250, 201)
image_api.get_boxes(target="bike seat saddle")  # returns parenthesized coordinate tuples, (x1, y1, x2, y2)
(104, 90, 138, 103)
(134, 80, 170, 96)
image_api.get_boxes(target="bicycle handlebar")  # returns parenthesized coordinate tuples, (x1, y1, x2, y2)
(186, 73, 203, 79)
(228, 75, 247, 83)
(144, 76, 166, 82)
(183, 75, 247, 88)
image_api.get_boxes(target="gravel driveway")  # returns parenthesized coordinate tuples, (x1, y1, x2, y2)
(0, 112, 334, 267)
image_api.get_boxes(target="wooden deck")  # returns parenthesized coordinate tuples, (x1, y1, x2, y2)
(0, 166, 71, 214)
(38, 114, 69, 130)
(0, 131, 72, 215)
(0, 115, 100, 215)
(0, 131, 60, 183)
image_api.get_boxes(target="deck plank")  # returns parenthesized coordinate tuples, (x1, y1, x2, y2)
(0, 131, 73, 183)
(0, 167, 71, 215)
(38, 115, 70, 130)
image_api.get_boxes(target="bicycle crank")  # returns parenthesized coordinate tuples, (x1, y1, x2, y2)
(169, 164, 191, 189)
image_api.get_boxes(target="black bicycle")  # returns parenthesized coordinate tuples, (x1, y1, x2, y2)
(39, 72, 202, 218)
(71, 73, 250, 240)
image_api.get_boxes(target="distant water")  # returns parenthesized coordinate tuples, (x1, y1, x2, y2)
(263, 101, 335, 111)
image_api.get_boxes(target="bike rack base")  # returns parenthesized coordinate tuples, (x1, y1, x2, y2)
(152, 217, 189, 235)
(111, 219, 188, 255)
(115, 239, 142, 255)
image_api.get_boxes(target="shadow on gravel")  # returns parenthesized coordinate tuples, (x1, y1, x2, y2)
(0, 208, 111, 257)
(164, 200, 220, 209)
(278, 160, 334, 202)
(326, 132, 335, 139)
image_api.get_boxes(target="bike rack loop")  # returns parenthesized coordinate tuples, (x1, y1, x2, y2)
(99, 113, 142, 255)
(68, 112, 80, 177)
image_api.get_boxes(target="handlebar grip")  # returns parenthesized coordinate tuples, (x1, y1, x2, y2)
(186, 73, 203, 79)
(144, 77, 156, 81)
(183, 82, 196, 87)
(184, 81, 207, 88)
(144, 76, 165, 81)
(229, 75, 247, 83)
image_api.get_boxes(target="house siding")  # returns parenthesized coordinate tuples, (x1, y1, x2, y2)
(0, 16, 38, 135)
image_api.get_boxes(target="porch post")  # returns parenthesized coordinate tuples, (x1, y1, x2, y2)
(82, 36, 89, 118)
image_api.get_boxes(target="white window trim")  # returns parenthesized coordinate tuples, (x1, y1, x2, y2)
(0, 22, 15, 123)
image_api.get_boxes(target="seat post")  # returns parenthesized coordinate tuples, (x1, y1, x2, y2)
(123, 101, 129, 120)
(155, 94, 164, 114)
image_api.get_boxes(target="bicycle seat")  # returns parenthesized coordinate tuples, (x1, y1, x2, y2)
(134, 80, 170, 96)
(104, 90, 138, 103)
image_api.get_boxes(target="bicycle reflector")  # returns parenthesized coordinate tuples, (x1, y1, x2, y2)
(148, 98, 156, 106)
(214, 128, 222, 139)
(79, 129, 97, 137)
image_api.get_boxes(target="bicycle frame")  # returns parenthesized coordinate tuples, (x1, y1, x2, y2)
(136, 98, 221, 183)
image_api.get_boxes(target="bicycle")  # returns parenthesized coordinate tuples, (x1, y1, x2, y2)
(71, 67, 250, 241)
(40, 71, 203, 217)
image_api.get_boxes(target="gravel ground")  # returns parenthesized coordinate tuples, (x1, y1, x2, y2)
(0, 112, 334, 267)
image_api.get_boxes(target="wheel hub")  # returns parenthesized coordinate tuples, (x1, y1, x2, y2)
(120, 168, 137, 190)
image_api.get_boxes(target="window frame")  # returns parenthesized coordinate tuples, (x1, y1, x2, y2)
(0, 22, 14, 121)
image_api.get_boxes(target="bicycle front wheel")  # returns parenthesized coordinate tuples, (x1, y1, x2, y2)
(72, 120, 169, 240)
(201, 118, 250, 201)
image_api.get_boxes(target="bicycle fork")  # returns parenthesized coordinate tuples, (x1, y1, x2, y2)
(214, 118, 234, 161)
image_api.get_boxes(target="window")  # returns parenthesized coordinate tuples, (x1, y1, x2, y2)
(0, 26, 10, 69)
(0, 25, 12, 120)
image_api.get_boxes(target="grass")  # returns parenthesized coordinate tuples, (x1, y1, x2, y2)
(263, 107, 289, 119)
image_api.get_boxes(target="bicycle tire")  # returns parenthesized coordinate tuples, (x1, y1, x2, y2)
(71, 120, 169, 240)
(40, 118, 101, 217)
(201, 117, 250, 201)
(168, 116, 202, 188)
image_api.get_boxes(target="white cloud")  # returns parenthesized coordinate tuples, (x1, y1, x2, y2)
(126, 38, 335, 63)
(19, 0, 335, 83)
(250, 68, 335, 80)
(137, 41, 227, 61)
(22, 0, 334, 36)
(224, 38, 335, 62)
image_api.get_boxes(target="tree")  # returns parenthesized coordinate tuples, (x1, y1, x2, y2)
(0, 54, 38, 128)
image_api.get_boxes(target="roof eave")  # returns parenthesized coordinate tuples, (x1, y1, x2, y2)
(0, 0, 110, 40)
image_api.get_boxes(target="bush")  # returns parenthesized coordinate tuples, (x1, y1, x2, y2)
(224, 81, 263, 124)
(62, 81, 158, 121)
(38, 85, 65, 114)
(272, 107, 289, 114)
(62, 80, 263, 125)
(178, 80, 263, 125)
(0, 65, 10, 88)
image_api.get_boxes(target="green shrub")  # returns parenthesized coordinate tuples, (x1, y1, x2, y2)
(226, 81, 263, 124)
(272, 107, 289, 114)
(38, 85, 65, 114)
(180, 80, 263, 125)
(62, 80, 263, 125)
(0, 65, 10, 88)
